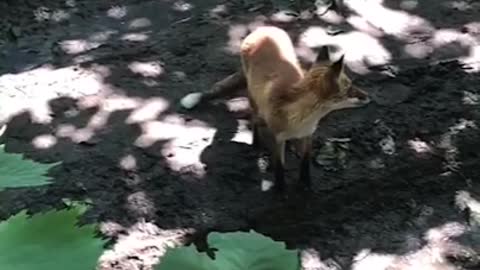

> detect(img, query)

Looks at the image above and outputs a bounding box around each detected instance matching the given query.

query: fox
[180,26,370,191]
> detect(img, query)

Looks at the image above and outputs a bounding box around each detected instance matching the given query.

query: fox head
[304,45,371,111]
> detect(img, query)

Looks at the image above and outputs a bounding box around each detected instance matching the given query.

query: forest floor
[1,0,480,269]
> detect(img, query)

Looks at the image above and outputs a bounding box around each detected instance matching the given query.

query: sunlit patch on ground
[121,32,150,42]
[119,154,137,171]
[408,138,433,155]
[230,119,252,145]
[135,115,216,177]
[462,90,480,105]
[107,6,127,19]
[126,97,169,124]
[128,17,152,29]
[351,221,471,270]
[98,221,193,270]
[172,0,194,12]
[60,39,102,54]
[33,6,71,22]
[31,134,57,149]
[225,24,248,54]
[345,0,433,38]
[128,61,164,77]
[298,27,391,74]
[0,64,111,124]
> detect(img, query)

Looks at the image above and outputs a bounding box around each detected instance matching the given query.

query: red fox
[180,26,370,191]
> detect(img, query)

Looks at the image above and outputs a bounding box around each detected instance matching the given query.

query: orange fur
[240,26,370,191]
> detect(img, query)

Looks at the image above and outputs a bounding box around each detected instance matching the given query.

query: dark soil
[1,1,479,269]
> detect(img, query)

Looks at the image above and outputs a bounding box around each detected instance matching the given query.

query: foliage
[156,230,300,270]
[0,201,106,270]
[0,145,60,191]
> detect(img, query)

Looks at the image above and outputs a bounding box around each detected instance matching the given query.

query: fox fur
[180,26,370,191]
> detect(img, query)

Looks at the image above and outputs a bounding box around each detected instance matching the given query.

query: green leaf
[157,245,217,270]
[0,203,106,270]
[0,145,60,191]
[156,230,300,270]
[208,230,300,270]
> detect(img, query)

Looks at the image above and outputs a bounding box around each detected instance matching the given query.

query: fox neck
[276,95,335,141]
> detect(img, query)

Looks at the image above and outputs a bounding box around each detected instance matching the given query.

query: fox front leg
[272,138,286,191]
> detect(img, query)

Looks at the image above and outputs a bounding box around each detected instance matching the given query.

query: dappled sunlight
[98,220,192,269]
[0,64,110,124]
[31,134,57,149]
[224,97,250,113]
[119,154,137,171]
[33,6,71,22]
[230,119,252,145]
[350,221,470,270]
[209,4,228,19]
[317,9,345,24]
[455,190,480,217]
[89,30,118,42]
[461,44,480,71]
[59,39,103,55]
[332,31,392,72]
[2,2,480,270]
[50,94,145,144]
[106,6,127,19]
[462,90,480,105]
[346,15,385,37]
[134,115,216,177]
[126,97,170,124]
[299,27,391,73]
[127,61,164,78]
[446,0,475,11]
[121,32,150,42]
[407,138,433,155]
[224,18,267,54]
[225,24,248,54]
[345,0,434,39]
[128,18,152,29]
[172,0,194,12]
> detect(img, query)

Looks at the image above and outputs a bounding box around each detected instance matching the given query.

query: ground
[0,0,480,269]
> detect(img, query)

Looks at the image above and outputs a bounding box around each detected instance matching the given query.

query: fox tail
[180,71,246,109]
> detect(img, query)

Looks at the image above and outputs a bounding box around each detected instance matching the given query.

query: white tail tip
[180,92,203,109]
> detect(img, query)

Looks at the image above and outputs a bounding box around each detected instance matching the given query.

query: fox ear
[315,45,331,64]
[329,54,345,78]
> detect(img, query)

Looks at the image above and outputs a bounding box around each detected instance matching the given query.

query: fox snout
[347,85,371,106]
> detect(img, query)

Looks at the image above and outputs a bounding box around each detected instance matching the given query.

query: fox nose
[349,86,371,104]
[359,95,371,104]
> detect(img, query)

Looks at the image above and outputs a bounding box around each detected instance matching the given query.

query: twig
[171,17,192,26]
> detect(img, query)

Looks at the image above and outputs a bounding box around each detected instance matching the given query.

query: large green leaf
[208,230,300,270]
[157,245,216,270]
[0,145,60,191]
[156,230,300,270]
[0,203,106,270]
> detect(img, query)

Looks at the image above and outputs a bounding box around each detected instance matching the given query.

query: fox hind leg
[299,135,312,189]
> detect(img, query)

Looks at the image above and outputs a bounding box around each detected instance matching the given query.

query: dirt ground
[1,0,480,269]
